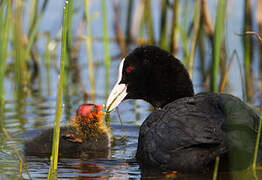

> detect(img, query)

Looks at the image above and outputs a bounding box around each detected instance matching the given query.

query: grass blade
[219,50,236,93]
[210,0,226,92]
[160,0,167,49]
[25,0,49,61]
[48,0,69,178]
[253,107,262,169]
[170,0,179,54]
[187,0,201,78]
[0,0,11,112]
[211,1,227,177]
[84,0,95,103]
[243,0,254,101]
[14,0,28,88]
[144,0,155,44]
[212,156,220,180]
[29,0,38,36]
[3,128,32,180]
[101,0,111,100]
[125,0,134,44]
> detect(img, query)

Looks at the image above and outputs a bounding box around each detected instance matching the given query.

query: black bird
[106,45,261,173]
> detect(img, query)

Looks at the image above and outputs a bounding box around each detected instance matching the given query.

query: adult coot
[106,45,260,173]
[25,104,111,157]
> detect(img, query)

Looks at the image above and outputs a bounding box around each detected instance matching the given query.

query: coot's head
[71,104,105,133]
[106,46,194,111]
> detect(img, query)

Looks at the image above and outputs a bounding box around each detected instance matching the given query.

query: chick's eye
[126,66,134,73]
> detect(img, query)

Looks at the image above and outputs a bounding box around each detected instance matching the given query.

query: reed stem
[125,0,134,44]
[0,0,11,112]
[188,0,201,78]
[25,0,49,61]
[105,112,111,128]
[101,0,111,100]
[44,33,52,96]
[14,0,28,88]
[160,0,167,49]
[67,0,74,56]
[170,0,179,55]
[116,107,125,137]
[29,0,38,36]
[48,1,69,178]
[84,0,95,103]
[144,0,155,44]
[243,0,253,101]
[211,1,227,176]
[210,0,226,92]
[252,107,262,169]
[212,156,220,180]
[3,128,32,180]
[219,51,236,93]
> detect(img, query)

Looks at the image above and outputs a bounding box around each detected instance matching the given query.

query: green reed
[48,1,69,179]
[25,0,49,61]
[198,29,206,81]
[139,13,146,41]
[84,0,95,103]
[243,0,253,102]
[14,0,29,89]
[64,0,74,121]
[3,128,32,180]
[210,0,226,93]
[170,0,179,55]
[259,3,262,90]
[187,0,201,78]
[160,0,167,49]
[67,0,74,56]
[101,0,111,100]
[144,0,155,44]
[125,0,133,44]
[212,156,220,180]
[252,33,262,170]
[253,107,262,169]
[0,0,11,112]
[116,107,126,137]
[211,0,226,178]
[180,1,190,64]
[29,0,38,35]
[219,51,236,93]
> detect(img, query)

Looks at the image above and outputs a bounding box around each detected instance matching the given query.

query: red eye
[126,66,134,73]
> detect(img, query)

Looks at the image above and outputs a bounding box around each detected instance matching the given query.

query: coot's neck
[146,58,194,109]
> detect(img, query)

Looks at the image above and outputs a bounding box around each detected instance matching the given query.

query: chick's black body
[24,104,110,157]
[106,45,261,173]
[24,126,110,157]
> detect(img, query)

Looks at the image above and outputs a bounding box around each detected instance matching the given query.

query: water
[0,0,262,179]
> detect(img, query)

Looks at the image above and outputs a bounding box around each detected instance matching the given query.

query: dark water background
[0,0,262,179]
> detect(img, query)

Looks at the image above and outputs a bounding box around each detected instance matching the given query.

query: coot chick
[25,104,111,157]
[106,45,261,173]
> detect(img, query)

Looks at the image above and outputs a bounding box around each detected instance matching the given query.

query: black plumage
[106,45,261,173]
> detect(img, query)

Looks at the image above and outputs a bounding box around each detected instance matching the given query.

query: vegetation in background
[0,0,261,178]
[101,0,111,100]
[48,0,69,179]
[243,0,253,101]
[3,128,32,179]
[210,0,226,93]
[84,0,95,103]
[0,0,11,121]
[187,0,201,78]
[159,0,168,49]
